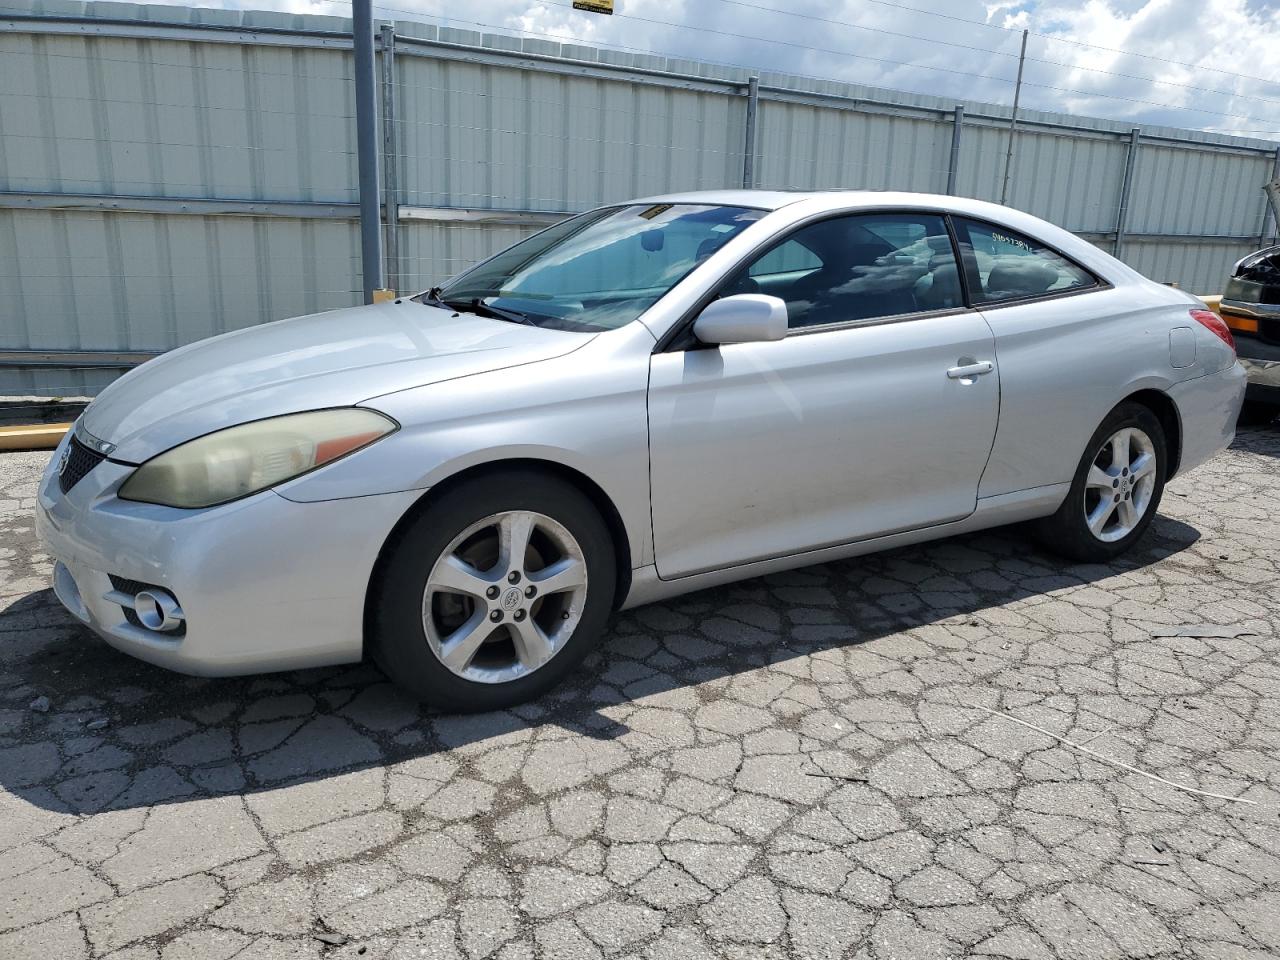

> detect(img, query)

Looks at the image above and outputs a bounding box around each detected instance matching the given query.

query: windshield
[434,203,767,331]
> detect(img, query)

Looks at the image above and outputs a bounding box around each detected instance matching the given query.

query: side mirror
[692,294,788,345]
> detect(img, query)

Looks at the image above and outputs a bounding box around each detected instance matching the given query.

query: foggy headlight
[118,408,397,508]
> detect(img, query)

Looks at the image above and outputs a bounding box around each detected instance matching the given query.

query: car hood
[85,300,593,462]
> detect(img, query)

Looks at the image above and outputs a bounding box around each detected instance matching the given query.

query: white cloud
[983,0,1031,26]
[1031,0,1280,135]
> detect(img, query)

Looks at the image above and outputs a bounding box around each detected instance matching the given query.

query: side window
[954,217,1096,304]
[723,213,963,329]
[748,239,821,280]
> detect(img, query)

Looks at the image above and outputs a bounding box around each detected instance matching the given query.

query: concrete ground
[1,429,1279,960]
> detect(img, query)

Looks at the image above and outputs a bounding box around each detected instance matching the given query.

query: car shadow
[0,514,1201,814]
[1234,422,1280,458]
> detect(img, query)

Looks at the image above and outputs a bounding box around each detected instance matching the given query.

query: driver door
[647,211,1000,579]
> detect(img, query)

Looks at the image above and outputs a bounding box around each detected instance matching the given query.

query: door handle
[946,360,994,380]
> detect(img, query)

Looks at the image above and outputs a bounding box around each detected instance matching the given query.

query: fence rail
[2,1,1278,397]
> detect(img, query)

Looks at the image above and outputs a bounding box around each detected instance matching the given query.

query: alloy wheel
[422,511,588,684]
[1082,426,1158,542]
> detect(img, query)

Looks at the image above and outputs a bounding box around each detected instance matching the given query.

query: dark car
[1221,244,1280,424]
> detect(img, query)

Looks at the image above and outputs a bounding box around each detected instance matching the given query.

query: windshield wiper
[417,286,454,311]
[453,297,537,327]
[416,288,537,326]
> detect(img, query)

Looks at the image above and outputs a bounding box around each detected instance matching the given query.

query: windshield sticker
[990,231,1032,251]
[638,204,673,220]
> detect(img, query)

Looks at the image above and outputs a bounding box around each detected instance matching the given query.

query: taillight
[1190,308,1235,353]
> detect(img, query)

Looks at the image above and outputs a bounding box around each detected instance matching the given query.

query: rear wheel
[370,470,616,711]
[1035,402,1167,562]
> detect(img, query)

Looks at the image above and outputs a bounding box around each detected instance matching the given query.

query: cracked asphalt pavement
[2,429,1279,960]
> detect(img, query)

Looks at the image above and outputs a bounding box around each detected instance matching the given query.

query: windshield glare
[437,203,766,331]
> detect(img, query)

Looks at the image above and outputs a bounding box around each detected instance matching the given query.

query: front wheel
[1034,402,1167,562]
[369,470,616,711]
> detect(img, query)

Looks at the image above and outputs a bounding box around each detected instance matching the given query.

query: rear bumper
[1239,356,1280,403]
[35,431,419,676]
[1167,361,1246,476]
[1226,309,1280,396]
[1234,333,1280,403]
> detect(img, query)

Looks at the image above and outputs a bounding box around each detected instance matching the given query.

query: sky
[250,0,1280,140]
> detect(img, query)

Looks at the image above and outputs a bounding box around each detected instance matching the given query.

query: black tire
[1237,400,1278,427]
[369,469,616,711]
[1034,401,1168,563]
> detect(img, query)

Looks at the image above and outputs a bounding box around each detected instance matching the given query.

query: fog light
[134,589,184,632]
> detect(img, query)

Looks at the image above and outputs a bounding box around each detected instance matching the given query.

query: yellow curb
[0,422,72,452]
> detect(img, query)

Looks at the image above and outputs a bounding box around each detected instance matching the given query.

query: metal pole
[742,76,759,189]
[1114,127,1141,260]
[999,29,1028,206]
[353,0,382,303]
[380,23,399,295]
[946,104,964,195]
[1260,147,1280,248]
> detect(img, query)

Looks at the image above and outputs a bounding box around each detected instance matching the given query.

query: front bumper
[35,432,420,676]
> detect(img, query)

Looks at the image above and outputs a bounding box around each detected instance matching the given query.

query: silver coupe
[36,191,1246,709]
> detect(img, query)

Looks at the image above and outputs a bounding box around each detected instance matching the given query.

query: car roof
[631,188,1021,218]
[629,189,808,211]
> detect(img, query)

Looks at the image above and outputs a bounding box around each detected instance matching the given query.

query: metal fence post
[742,76,759,189]
[380,23,400,295]
[1114,126,1141,260]
[353,0,382,303]
[946,105,964,195]
[1260,147,1280,248]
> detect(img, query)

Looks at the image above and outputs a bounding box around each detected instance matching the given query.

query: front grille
[58,436,107,494]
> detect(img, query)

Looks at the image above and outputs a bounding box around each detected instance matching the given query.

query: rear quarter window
[954,217,1097,304]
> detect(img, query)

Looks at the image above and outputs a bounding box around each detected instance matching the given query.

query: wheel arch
[1122,388,1183,478]
[363,458,635,649]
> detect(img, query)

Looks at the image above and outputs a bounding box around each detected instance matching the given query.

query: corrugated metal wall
[756,105,952,195]
[2,35,357,199]
[3,1,1277,396]
[395,59,747,211]
[990,129,1130,234]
